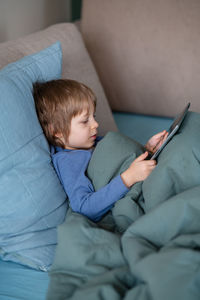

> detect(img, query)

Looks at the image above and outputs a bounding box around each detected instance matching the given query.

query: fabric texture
[51,146,128,222]
[113,111,173,145]
[0,42,67,271]
[142,111,200,210]
[88,132,145,231]
[47,112,200,299]
[0,259,49,300]
[0,22,117,135]
[81,0,200,116]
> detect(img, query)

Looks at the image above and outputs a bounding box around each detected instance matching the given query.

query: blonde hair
[33,79,96,148]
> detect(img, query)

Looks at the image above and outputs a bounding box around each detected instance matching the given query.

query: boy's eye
[82,119,88,124]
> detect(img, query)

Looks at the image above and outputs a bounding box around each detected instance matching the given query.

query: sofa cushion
[0,23,117,135]
[81,0,200,116]
[0,42,67,271]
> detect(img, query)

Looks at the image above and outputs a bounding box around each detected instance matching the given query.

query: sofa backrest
[81,0,200,116]
[0,23,117,135]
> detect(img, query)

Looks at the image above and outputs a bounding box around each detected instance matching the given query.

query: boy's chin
[84,141,95,149]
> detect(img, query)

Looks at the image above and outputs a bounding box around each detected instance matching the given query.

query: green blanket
[47,112,200,300]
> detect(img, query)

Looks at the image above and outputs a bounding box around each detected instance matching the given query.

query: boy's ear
[54,132,63,139]
[54,132,66,146]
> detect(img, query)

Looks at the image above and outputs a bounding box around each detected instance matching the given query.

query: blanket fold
[47,112,200,300]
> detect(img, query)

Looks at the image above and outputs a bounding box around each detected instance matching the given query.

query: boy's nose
[92,119,99,129]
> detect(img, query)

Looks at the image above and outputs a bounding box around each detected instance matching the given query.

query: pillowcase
[0,42,67,271]
[142,112,200,211]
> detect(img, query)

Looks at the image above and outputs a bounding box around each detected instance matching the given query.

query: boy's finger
[154,130,166,139]
[157,131,169,146]
[135,151,148,162]
[149,159,156,165]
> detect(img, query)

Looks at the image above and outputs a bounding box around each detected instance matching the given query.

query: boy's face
[63,108,99,150]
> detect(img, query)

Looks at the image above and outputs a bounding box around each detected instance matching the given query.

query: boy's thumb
[135,151,148,162]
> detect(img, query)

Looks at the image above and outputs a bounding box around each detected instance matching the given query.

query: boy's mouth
[91,133,97,139]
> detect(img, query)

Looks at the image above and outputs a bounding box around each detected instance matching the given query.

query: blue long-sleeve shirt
[51,144,129,222]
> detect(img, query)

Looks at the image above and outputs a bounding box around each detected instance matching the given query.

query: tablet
[148,102,190,160]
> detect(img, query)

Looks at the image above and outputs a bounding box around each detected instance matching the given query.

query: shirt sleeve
[52,150,129,221]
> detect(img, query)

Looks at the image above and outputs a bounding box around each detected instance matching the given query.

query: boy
[33,79,167,221]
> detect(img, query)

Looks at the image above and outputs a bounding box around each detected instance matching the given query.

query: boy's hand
[121,151,156,188]
[145,130,168,154]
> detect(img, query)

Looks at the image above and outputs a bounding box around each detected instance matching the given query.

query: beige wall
[0,0,71,42]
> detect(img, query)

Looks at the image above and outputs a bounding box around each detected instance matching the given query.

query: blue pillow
[0,42,67,271]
